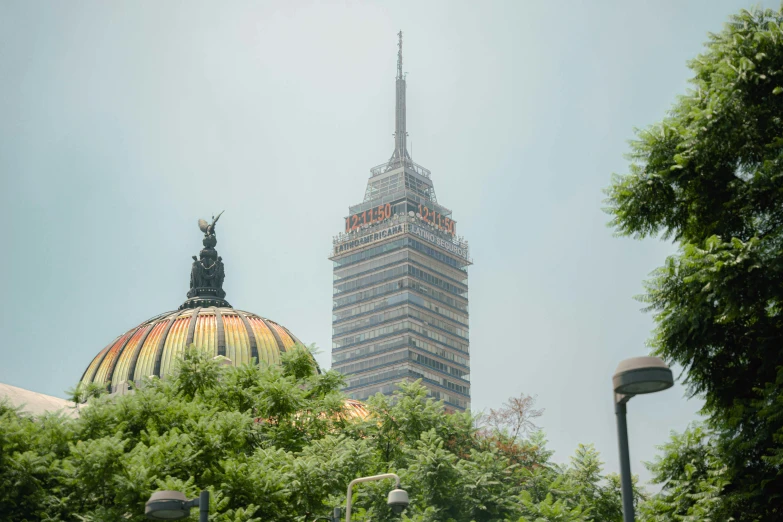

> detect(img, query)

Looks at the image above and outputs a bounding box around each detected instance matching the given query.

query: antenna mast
[389,30,410,169]
[397,30,403,81]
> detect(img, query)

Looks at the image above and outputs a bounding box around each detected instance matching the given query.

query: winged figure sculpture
[198,210,224,236]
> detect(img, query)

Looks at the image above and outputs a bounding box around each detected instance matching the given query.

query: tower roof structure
[358,31,441,213]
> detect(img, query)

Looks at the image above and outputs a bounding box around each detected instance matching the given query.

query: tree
[605,6,783,520]
[0,346,631,522]
[560,444,624,521]
[639,423,730,522]
[477,393,546,469]
[522,443,644,522]
[480,393,545,443]
[65,381,106,408]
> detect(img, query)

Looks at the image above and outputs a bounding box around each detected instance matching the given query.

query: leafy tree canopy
[605,5,783,520]
[0,347,632,522]
[639,423,730,522]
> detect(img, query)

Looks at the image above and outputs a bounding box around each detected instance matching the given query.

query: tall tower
[330,33,472,411]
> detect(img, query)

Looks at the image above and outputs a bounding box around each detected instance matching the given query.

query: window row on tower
[342,364,470,400]
[333,290,469,326]
[333,303,469,340]
[334,347,469,381]
[332,334,470,368]
[333,319,468,354]
[344,378,469,410]
[334,277,469,314]
[333,263,467,298]
[334,248,467,285]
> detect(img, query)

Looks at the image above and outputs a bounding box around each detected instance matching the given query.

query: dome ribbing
[80,308,309,393]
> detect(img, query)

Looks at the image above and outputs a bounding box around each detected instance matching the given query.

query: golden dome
[341,398,371,420]
[80,307,310,393]
[80,214,318,393]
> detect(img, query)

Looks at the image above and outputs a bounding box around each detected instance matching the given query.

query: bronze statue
[198,210,224,237]
[181,211,231,310]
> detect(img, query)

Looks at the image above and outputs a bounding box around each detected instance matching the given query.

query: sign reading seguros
[333,222,469,260]
[407,223,469,260]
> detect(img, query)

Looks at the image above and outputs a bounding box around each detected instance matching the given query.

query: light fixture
[145,490,209,522]
[613,356,673,395]
[344,473,408,522]
[612,356,674,522]
[387,488,410,514]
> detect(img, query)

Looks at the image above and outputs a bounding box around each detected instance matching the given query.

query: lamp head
[613,356,674,396]
[387,488,409,514]
[145,491,190,520]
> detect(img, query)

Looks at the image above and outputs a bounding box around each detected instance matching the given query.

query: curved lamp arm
[345,473,400,522]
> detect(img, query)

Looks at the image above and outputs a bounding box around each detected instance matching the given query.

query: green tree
[559,444,624,521]
[518,491,587,522]
[639,423,730,522]
[605,6,783,520]
[0,346,629,522]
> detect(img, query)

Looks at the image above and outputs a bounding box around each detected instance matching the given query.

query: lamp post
[145,490,209,522]
[613,356,674,522]
[344,473,409,522]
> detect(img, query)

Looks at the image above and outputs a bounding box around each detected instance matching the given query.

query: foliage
[605,5,783,520]
[65,382,106,406]
[0,348,633,522]
[639,423,730,522]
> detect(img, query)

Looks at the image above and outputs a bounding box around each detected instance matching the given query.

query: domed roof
[81,307,309,393]
[341,399,371,421]
[80,212,317,393]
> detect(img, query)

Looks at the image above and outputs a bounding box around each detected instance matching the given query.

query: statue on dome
[198,210,224,239]
[181,211,231,309]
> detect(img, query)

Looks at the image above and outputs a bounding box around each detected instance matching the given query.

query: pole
[199,490,209,522]
[615,395,635,522]
[345,473,400,522]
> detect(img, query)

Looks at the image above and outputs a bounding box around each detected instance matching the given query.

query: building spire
[397,30,404,80]
[388,30,410,168]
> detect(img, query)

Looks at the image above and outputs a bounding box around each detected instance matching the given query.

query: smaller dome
[341,398,371,421]
[81,307,312,393]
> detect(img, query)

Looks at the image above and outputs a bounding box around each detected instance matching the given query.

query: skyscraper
[330,33,472,411]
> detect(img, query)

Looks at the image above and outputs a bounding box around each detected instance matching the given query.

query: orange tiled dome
[80,307,312,393]
[341,398,372,420]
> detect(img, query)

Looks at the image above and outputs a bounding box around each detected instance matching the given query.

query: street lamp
[613,356,674,522]
[145,490,210,522]
[344,473,409,522]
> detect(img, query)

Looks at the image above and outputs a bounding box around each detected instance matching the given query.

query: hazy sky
[1,0,776,488]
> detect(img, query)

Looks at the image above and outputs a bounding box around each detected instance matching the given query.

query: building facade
[330,33,472,411]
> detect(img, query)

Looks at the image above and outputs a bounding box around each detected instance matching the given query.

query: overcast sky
[1,0,776,488]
